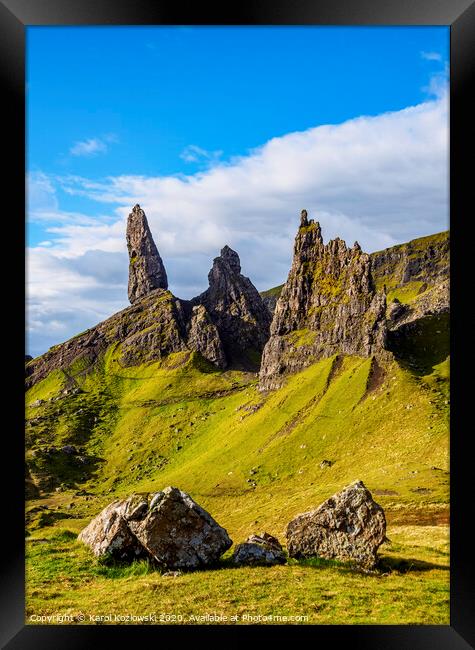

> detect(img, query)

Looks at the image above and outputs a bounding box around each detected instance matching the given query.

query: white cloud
[180,144,223,164]
[70,138,108,157]
[27,95,449,357]
[421,51,442,61]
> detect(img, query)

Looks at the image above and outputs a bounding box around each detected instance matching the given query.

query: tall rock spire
[192,245,271,367]
[126,204,168,304]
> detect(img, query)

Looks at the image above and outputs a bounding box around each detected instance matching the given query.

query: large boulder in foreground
[128,486,232,569]
[78,487,232,570]
[77,497,148,562]
[286,481,386,569]
[232,532,286,566]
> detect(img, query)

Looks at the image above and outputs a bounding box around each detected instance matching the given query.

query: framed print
[1,0,474,647]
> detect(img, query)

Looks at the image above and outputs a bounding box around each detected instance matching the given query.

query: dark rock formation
[371,231,449,292]
[78,487,233,570]
[127,204,168,303]
[187,305,227,369]
[192,245,272,367]
[259,213,387,391]
[232,532,286,566]
[25,354,33,364]
[26,212,273,387]
[286,480,386,569]
[261,231,450,325]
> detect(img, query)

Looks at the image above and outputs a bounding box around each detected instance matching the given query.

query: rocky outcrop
[371,231,449,293]
[26,212,273,388]
[259,213,387,391]
[187,305,226,369]
[286,480,386,569]
[192,245,272,367]
[232,532,286,566]
[78,487,232,570]
[127,204,168,303]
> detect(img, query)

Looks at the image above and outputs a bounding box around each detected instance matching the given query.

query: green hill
[25,342,449,624]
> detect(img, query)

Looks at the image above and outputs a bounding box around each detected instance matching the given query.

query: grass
[260,285,284,298]
[25,524,448,625]
[25,331,450,624]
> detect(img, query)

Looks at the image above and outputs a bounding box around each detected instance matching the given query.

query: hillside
[25,209,450,625]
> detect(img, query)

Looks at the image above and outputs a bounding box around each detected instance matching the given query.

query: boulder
[77,498,148,562]
[129,486,232,569]
[78,487,232,570]
[232,532,286,566]
[286,480,386,568]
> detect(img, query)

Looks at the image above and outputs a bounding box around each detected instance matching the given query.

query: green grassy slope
[25,340,450,624]
[26,346,449,534]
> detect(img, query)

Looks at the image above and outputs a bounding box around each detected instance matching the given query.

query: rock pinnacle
[126,204,168,304]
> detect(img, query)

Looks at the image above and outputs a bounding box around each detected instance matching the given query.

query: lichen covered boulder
[286,480,386,568]
[78,487,232,570]
[77,497,148,562]
[232,532,286,566]
[129,486,232,569]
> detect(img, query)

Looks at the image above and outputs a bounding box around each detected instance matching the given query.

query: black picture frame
[2,0,474,647]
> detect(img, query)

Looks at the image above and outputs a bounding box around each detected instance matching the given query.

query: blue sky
[26,26,449,356]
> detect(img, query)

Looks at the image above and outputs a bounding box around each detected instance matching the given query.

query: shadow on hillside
[289,555,449,575]
[378,556,449,573]
[387,313,449,376]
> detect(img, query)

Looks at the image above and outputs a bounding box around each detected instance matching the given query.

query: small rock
[61,445,77,455]
[232,532,286,567]
[320,460,332,469]
[162,570,182,578]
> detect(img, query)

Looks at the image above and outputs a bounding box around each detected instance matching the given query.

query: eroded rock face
[187,304,227,369]
[286,480,386,568]
[192,245,272,367]
[77,487,232,570]
[127,204,168,303]
[232,532,286,566]
[259,214,387,391]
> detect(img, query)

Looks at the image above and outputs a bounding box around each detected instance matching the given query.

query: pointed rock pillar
[126,204,168,304]
[192,245,271,366]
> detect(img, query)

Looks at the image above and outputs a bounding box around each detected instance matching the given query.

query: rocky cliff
[260,231,449,318]
[371,231,449,330]
[127,204,168,303]
[259,211,387,391]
